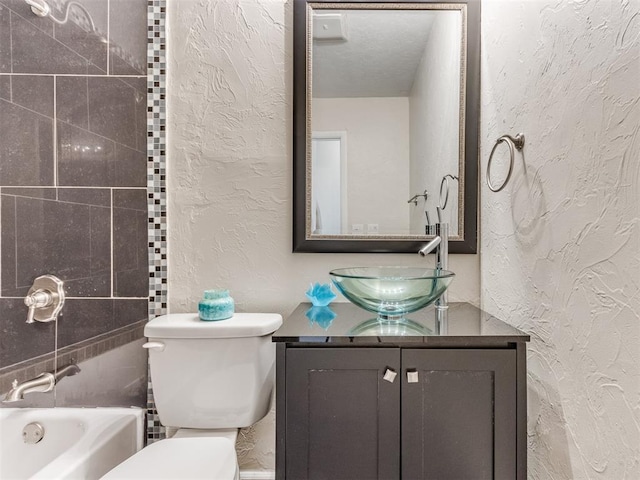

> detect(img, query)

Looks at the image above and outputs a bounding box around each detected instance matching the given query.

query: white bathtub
[0,407,144,480]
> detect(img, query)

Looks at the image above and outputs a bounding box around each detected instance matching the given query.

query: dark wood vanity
[273,302,529,480]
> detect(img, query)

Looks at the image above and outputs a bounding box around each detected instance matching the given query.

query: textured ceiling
[312,10,437,98]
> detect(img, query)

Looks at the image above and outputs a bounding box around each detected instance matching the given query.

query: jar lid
[144,313,283,339]
[203,289,230,300]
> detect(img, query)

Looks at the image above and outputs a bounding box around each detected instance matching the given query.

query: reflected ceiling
[313,11,436,98]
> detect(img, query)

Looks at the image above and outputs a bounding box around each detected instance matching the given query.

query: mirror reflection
[309,6,465,238]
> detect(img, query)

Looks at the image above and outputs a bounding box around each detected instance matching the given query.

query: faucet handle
[24,275,65,324]
[25,290,54,323]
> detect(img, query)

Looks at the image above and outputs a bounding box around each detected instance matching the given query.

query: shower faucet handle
[25,290,54,323]
[24,275,65,324]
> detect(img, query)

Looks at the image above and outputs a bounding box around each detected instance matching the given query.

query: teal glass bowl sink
[329,267,455,322]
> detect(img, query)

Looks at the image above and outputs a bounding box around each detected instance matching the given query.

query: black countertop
[273,302,530,347]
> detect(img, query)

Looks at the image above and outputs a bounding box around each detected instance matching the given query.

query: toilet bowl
[101,313,283,479]
[102,430,239,479]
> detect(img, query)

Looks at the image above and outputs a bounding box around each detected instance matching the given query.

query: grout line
[67,296,150,300]
[0,186,146,190]
[0,296,150,300]
[89,203,94,293]
[13,199,17,291]
[0,73,146,78]
[9,11,13,73]
[53,312,58,402]
[53,76,58,188]
[0,93,56,120]
[106,0,110,74]
[0,186,2,294]
[0,195,110,209]
[110,188,114,298]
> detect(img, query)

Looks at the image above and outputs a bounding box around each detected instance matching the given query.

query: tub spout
[55,363,81,382]
[2,373,55,403]
[2,364,80,403]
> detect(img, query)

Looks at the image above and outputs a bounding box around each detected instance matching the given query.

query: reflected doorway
[311,132,347,235]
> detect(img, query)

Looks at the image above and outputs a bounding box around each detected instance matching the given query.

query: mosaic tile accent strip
[146,380,166,441]
[146,0,167,444]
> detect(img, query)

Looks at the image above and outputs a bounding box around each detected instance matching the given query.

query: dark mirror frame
[293,0,479,254]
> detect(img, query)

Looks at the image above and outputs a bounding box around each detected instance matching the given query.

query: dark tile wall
[0,0,145,75]
[0,0,148,399]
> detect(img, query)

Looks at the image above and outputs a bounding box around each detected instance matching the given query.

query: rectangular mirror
[293,0,479,253]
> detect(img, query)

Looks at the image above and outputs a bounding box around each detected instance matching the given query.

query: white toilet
[102,312,283,479]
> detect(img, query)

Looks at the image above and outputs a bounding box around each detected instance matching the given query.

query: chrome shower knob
[24,275,65,324]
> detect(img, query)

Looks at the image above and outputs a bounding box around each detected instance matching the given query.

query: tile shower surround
[0,0,149,392]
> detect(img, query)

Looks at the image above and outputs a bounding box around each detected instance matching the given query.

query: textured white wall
[481,0,640,478]
[313,97,411,234]
[409,11,462,235]
[167,0,479,471]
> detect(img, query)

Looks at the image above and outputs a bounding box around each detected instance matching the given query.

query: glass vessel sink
[329,267,455,323]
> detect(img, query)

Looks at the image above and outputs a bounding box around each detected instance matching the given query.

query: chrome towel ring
[486,133,525,192]
[439,174,459,210]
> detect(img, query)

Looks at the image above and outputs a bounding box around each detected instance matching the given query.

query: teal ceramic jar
[198,289,234,321]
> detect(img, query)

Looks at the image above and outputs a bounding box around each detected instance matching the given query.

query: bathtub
[0,407,144,480]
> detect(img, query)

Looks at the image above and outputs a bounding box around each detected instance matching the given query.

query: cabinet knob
[382,368,397,383]
[407,370,419,383]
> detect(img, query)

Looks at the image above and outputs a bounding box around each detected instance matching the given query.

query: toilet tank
[144,313,283,429]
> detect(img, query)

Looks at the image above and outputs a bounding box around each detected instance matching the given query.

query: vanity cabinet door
[285,348,401,480]
[401,349,517,480]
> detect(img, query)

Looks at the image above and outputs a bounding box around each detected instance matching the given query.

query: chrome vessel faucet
[419,212,449,330]
[2,364,80,403]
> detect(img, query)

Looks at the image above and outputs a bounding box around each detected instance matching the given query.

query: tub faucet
[2,364,80,403]
[419,213,449,316]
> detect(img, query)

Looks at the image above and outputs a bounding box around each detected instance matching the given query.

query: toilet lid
[101,437,238,479]
[144,313,283,339]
